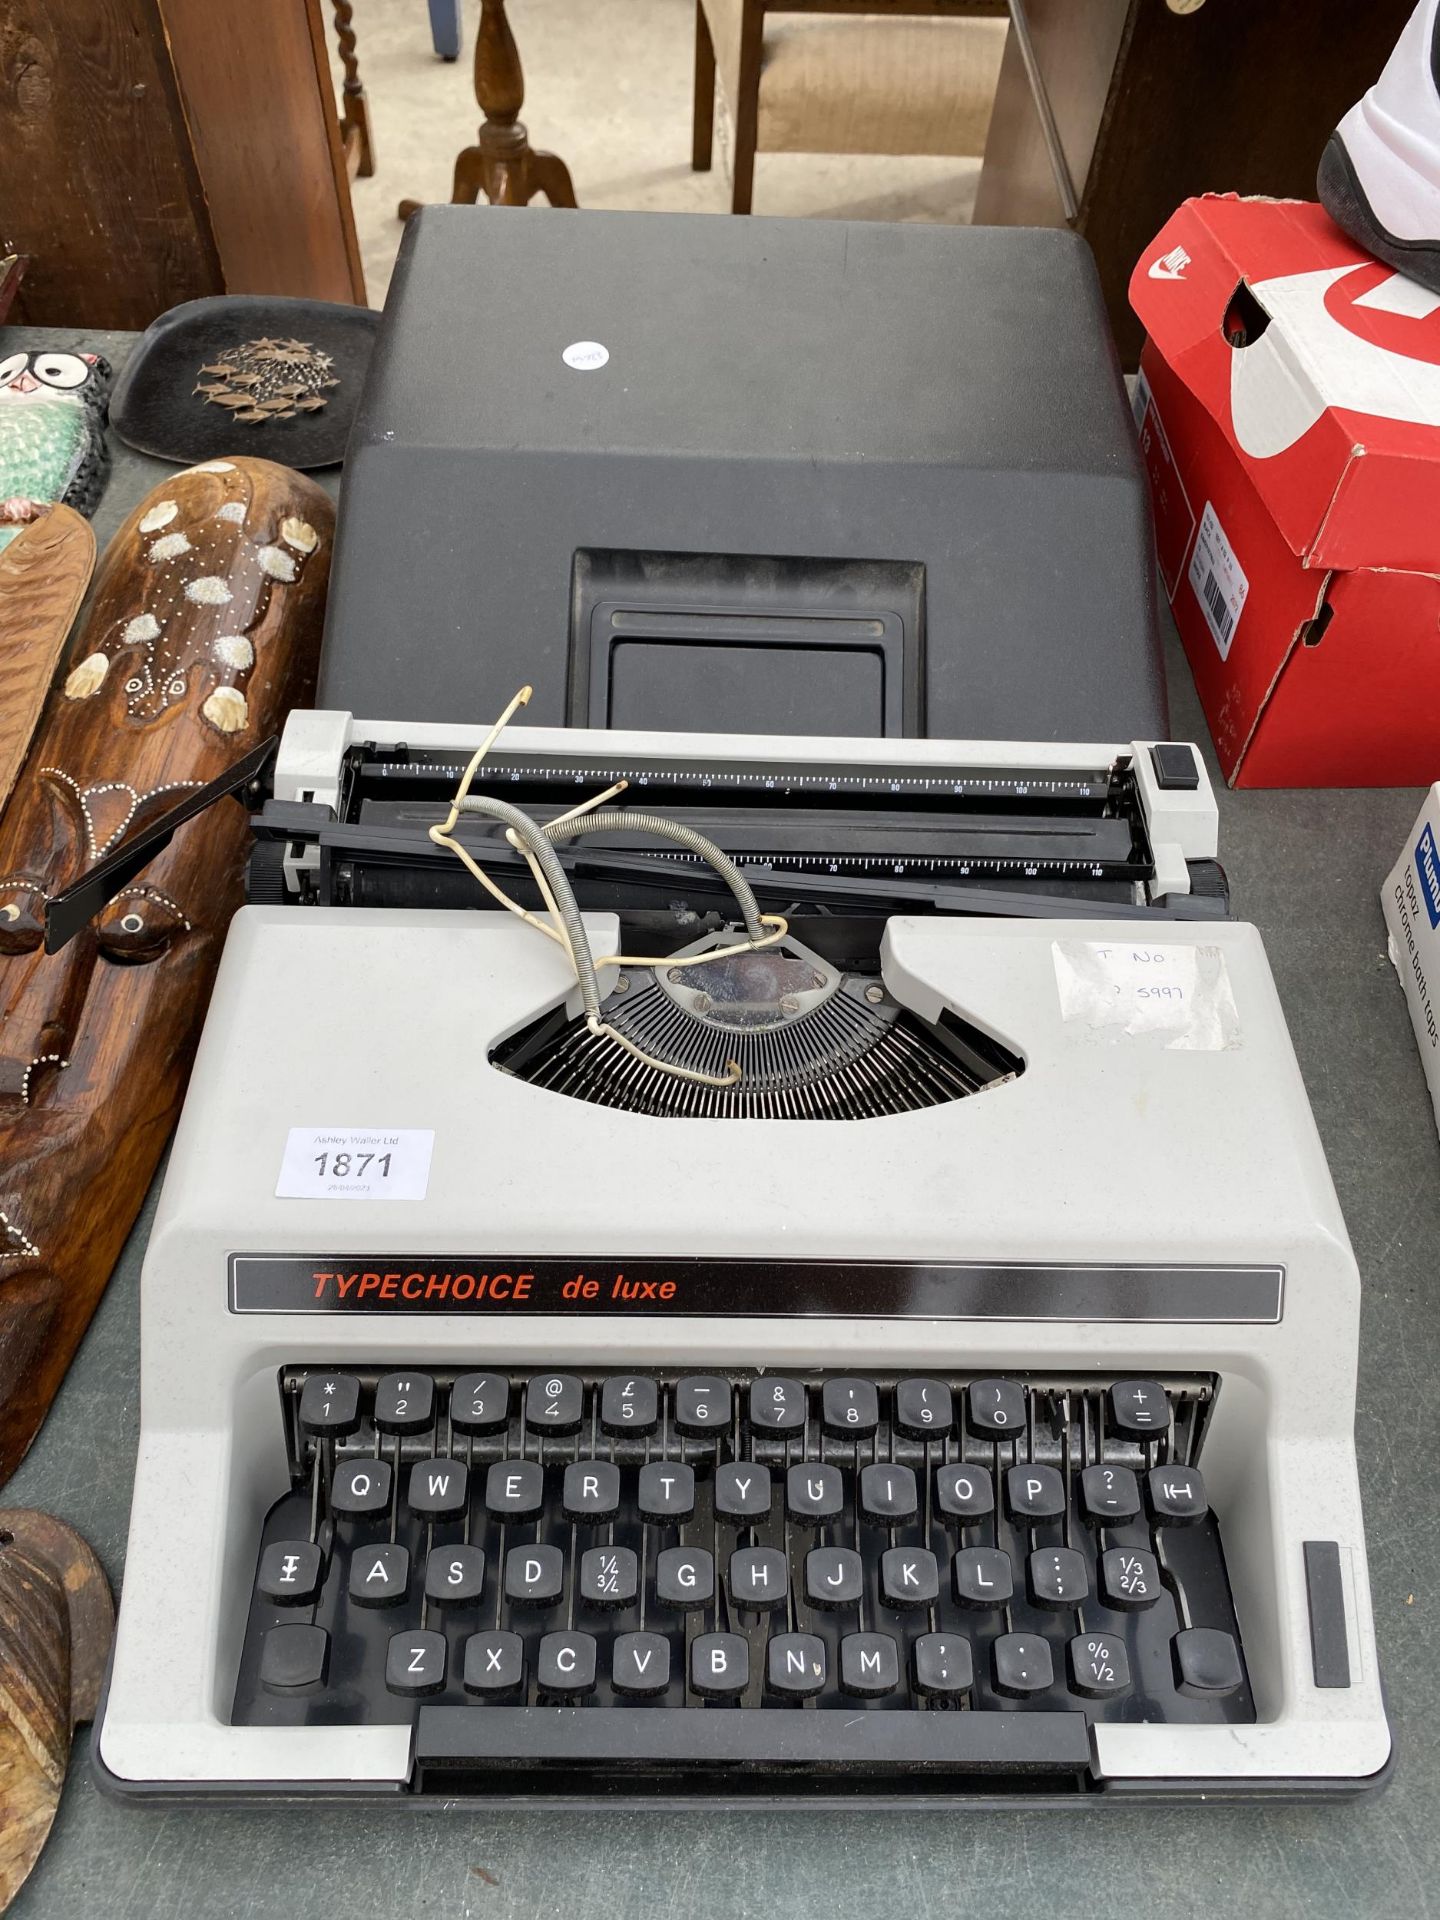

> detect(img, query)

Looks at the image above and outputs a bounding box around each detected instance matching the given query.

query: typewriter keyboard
[233,1367,1253,1793]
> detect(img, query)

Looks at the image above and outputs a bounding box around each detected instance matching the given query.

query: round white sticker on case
[562,340,609,371]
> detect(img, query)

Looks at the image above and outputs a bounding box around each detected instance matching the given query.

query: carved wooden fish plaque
[0,457,332,1485]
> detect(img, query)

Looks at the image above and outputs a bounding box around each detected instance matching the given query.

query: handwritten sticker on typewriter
[275,1127,435,1201]
[1051,942,1241,1051]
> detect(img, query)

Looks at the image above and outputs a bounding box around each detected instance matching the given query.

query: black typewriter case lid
[319,207,1165,745]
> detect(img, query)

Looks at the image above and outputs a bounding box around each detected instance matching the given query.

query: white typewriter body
[98,726,1390,1799]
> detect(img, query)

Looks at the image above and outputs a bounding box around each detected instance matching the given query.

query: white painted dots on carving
[18,1059,67,1105]
[40,768,203,858]
[148,532,192,562]
[213,634,254,670]
[0,1207,41,1258]
[138,500,179,532]
[115,885,193,933]
[256,545,295,582]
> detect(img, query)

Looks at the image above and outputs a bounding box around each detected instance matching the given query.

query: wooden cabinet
[0,0,365,329]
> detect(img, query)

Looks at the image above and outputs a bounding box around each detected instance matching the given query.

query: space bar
[415,1706,1092,1773]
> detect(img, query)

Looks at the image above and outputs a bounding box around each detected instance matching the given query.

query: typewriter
[95,713,1391,1803]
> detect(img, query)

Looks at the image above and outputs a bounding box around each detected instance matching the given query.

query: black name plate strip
[229,1257,1283,1323]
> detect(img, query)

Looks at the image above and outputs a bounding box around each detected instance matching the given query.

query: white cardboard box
[1383,785,1440,1137]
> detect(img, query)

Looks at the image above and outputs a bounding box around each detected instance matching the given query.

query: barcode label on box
[1188,501,1248,660]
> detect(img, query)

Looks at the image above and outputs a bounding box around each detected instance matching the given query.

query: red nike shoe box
[1130,194,1440,788]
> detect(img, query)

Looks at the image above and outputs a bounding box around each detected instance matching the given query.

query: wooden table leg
[399,0,576,219]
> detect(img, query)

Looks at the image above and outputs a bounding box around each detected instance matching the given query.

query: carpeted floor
[337,0,986,306]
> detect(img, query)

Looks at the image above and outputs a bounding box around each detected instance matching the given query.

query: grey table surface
[4,328,1437,1919]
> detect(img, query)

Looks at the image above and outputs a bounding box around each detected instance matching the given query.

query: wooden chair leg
[692,0,715,173]
[731,0,763,215]
[333,0,377,178]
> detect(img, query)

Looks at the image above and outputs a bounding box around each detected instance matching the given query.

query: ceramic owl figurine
[0,349,112,551]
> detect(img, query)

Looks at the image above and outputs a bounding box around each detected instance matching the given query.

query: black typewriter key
[1147,1463,1209,1525]
[728,1547,789,1611]
[525,1372,584,1435]
[881,1545,940,1609]
[505,1544,564,1607]
[967,1377,1025,1437]
[612,1631,671,1697]
[600,1375,659,1435]
[425,1544,486,1606]
[298,1371,361,1437]
[538,1631,598,1698]
[786,1462,844,1523]
[715,1462,773,1520]
[563,1459,621,1521]
[859,1462,918,1524]
[805,1546,863,1609]
[1109,1378,1170,1439]
[691,1632,748,1698]
[993,1633,1054,1698]
[579,1545,639,1609]
[463,1630,525,1695]
[1005,1463,1066,1522]
[749,1376,806,1435]
[822,1377,880,1438]
[385,1629,447,1697]
[913,1632,973,1699]
[1173,1627,1244,1698]
[953,1546,1013,1609]
[450,1372,509,1435]
[1080,1462,1141,1524]
[408,1456,468,1522]
[840,1633,900,1698]
[257,1540,323,1606]
[656,1546,713,1609]
[935,1461,994,1521]
[638,1461,695,1522]
[485,1458,543,1518]
[259,1623,329,1694]
[349,1542,409,1608]
[894,1378,954,1438]
[1069,1633,1131,1698]
[331,1457,393,1517]
[675,1375,731,1436]
[1099,1546,1163,1609]
[1028,1547,1090,1611]
[373,1371,435,1436]
[768,1633,827,1697]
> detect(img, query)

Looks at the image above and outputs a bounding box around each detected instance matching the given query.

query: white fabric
[703,3,1008,158]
